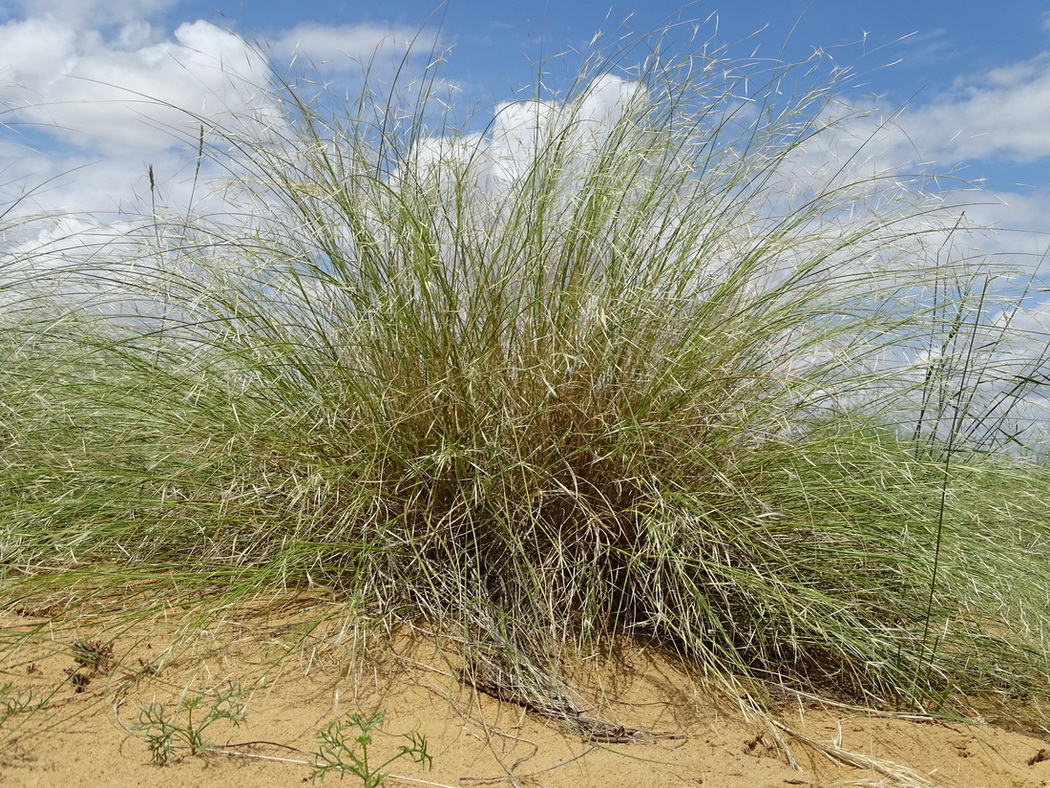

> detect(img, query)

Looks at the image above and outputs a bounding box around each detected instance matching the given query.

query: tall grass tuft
[4,35,1050,724]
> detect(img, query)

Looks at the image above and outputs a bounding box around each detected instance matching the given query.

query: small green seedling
[311,711,432,785]
[0,683,46,726]
[133,682,248,765]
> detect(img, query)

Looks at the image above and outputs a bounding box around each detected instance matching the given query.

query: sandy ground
[3,601,1050,788]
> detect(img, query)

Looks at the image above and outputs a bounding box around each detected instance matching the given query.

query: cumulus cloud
[0,18,277,155]
[269,23,437,74]
[899,53,1050,164]
[401,73,646,193]
[0,10,456,228]
[17,0,179,27]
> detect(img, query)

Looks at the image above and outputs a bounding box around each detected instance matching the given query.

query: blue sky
[3,1,1050,196]
[157,0,1047,87]
[2,1,1050,258]
[132,1,1050,99]
[126,2,1050,115]
[0,0,1046,284]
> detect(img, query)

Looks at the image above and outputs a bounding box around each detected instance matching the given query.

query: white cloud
[269,23,435,74]
[16,0,179,27]
[0,13,451,229]
[0,18,277,156]
[402,73,646,192]
[899,53,1050,163]
[0,17,76,80]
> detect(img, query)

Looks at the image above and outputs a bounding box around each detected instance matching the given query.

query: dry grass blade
[771,719,938,788]
[459,655,674,744]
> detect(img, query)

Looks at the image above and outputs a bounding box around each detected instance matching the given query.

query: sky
[3,0,1050,441]
[3,0,1050,218]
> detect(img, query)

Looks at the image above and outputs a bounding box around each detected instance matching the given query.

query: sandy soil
[2,602,1050,788]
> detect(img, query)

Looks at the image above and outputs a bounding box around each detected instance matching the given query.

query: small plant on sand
[310,711,432,785]
[70,639,115,674]
[133,682,249,765]
[0,683,46,727]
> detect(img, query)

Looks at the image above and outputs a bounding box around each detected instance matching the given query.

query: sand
[2,601,1049,788]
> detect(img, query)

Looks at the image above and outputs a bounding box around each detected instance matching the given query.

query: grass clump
[3,29,1050,731]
